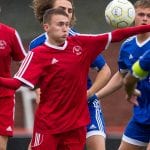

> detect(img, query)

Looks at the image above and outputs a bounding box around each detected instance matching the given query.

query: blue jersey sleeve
[90,55,105,71]
[118,42,132,73]
[139,50,150,71]
[29,33,47,50]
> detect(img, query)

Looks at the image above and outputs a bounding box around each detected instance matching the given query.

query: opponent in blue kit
[118,32,150,149]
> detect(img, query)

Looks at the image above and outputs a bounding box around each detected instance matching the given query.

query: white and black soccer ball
[105,0,135,28]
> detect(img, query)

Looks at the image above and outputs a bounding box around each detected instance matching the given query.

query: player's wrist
[88,94,99,103]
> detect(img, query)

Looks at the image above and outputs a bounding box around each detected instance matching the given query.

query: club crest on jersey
[0,40,7,49]
[73,46,82,55]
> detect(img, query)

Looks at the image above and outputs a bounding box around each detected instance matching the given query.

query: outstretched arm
[0,77,22,90]
[111,25,150,42]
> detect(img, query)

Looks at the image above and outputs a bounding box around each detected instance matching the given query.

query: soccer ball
[105,0,135,28]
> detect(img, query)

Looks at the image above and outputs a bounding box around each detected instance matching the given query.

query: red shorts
[0,96,15,136]
[31,126,86,150]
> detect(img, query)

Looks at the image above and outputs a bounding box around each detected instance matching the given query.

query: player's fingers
[126,95,139,106]
[133,89,141,96]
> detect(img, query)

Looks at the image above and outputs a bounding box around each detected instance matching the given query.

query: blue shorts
[122,117,150,146]
[86,99,106,138]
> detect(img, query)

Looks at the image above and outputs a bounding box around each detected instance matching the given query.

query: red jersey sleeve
[14,51,43,89]
[74,33,111,62]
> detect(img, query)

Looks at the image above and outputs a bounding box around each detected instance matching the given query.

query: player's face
[53,0,73,23]
[44,14,69,45]
[135,7,150,26]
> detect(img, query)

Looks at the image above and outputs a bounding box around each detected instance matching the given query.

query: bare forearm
[87,64,111,98]
[124,73,139,97]
[96,71,123,99]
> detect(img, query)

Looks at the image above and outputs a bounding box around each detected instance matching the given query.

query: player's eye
[138,13,145,17]
[147,14,150,18]
[59,7,73,15]
[68,8,73,14]
[137,13,150,18]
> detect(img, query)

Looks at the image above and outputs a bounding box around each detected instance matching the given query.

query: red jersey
[14,33,111,134]
[0,23,26,97]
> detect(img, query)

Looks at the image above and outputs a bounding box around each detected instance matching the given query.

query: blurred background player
[29,0,111,150]
[0,7,27,150]
[95,0,150,149]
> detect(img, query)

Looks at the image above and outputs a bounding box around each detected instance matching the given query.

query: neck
[48,39,65,47]
[137,32,150,43]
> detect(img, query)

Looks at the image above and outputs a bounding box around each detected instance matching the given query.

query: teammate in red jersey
[0,8,150,150]
[0,22,26,149]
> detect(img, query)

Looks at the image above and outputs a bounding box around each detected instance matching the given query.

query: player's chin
[61,36,67,41]
[58,37,66,44]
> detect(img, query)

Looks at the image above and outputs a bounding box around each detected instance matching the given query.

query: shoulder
[122,36,136,47]
[0,23,15,35]
[29,33,47,50]
[31,45,46,52]
[69,28,79,36]
[120,36,136,52]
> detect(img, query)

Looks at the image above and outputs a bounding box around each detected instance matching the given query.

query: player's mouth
[141,23,148,25]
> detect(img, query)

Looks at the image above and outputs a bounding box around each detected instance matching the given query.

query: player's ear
[43,23,49,32]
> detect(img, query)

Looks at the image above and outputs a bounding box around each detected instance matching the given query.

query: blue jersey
[118,36,150,124]
[29,28,106,89]
[139,50,150,71]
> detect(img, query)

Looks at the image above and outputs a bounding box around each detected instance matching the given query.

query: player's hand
[28,141,31,150]
[35,88,41,104]
[125,89,141,106]
[88,94,99,104]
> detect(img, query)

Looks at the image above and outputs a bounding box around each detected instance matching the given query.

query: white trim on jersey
[123,36,135,44]
[15,76,34,89]
[15,30,27,56]
[76,32,111,50]
[32,133,44,147]
[15,51,33,77]
[136,36,150,47]
[122,134,148,146]
[86,130,106,139]
[106,32,112,50]
[14,51,34,88]
[45,40,68,50]
[69,28,78,36]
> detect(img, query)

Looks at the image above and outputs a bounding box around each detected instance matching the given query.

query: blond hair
[134,0,150,9]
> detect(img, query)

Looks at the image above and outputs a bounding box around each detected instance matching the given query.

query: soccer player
[30,0,111,150]
[0,8,150,150]
[95,0,150,149]
[0,16,27,150]
[124,49,150,104]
